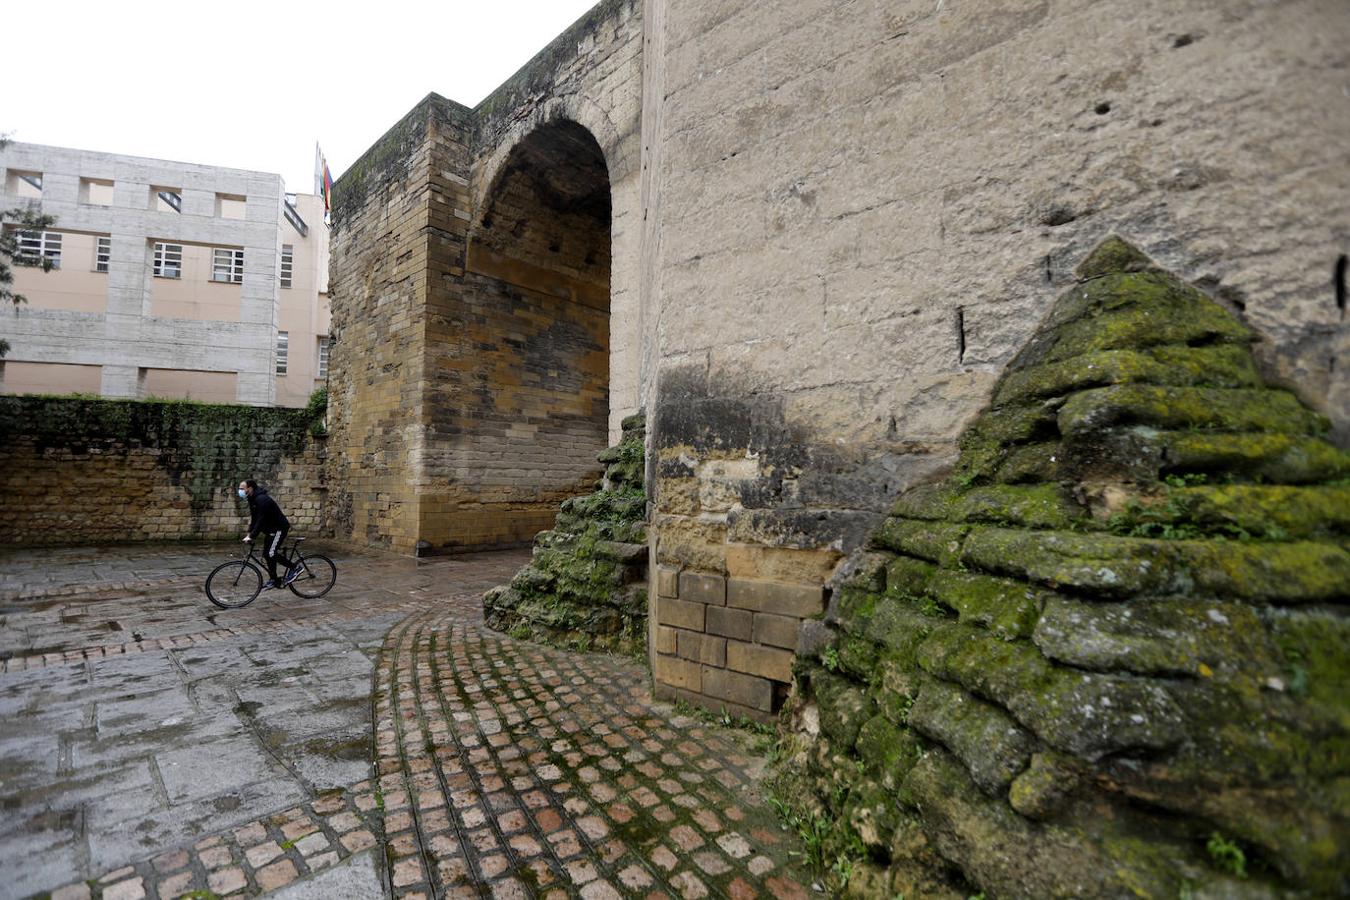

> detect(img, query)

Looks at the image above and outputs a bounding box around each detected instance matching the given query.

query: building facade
[0,143,329,407]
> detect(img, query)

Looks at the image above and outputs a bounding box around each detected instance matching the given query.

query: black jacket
[247,487,291,538]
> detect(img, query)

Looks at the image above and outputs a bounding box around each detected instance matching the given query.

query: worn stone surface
[3,540,814,899]
[777,240,1350,897]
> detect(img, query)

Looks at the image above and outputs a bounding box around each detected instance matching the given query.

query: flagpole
[313,142,322,196]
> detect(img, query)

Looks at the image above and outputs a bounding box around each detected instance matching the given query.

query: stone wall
[782,240,1350,897]
[640,0,1350,706]
[0,396,325,545]
[327,0,643,555]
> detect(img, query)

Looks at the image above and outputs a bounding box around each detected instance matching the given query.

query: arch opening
[428,119,612,551]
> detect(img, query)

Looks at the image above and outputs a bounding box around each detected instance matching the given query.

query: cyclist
[238,479,293,590]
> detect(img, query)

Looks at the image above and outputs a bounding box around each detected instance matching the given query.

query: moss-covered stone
[908,678,1035,795]
[872,518,969,567]
[777,238,1350,897]
[994,343,1262,406]
[1018,271,1253,368]
[1032,597,1280,678]
[1058,384,1325,436]
[1168,483,1350,539]
[814,672,876,751]
[960,527,1187,597]
[903,749,1183,899]
[483,416,648,654]
[917,626,1186,760]
[1074,235,1155,280]
[856,714,922,791]
[1162,431,1350,483]
[927,569,1045,640]
[1006,752,1083,821]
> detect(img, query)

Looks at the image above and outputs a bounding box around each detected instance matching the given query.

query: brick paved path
[4,545,813,898]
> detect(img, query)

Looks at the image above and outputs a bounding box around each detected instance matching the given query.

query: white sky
[3,0,601,194]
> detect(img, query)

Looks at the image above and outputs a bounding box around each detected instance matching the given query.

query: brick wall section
[652,564,823,724]
[0,396,324,545]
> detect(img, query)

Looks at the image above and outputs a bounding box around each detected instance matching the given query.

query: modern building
[0,142,329,407]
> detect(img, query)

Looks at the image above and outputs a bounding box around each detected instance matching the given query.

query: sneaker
[261,579,279,591]
[283,566,302,587]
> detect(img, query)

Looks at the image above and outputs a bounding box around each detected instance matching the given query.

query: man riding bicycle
[238,479,293,590]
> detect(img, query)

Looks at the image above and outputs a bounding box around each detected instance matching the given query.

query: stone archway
[418,119,613,552]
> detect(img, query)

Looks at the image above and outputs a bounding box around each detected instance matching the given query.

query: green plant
[822,647,840,672]
[306,386,328,435]
[1164,472,1209,488]
[1206,831,1247,878]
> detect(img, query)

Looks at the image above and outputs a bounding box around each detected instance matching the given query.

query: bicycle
[205,537,337,609]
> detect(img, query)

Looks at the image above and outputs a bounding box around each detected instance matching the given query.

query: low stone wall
[0,397,326,546]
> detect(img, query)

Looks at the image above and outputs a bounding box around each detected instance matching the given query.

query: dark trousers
[261,529,289,581]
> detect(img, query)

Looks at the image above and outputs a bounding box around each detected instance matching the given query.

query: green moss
[1074,236,1156,279]
[884,555,938,596]
[1180,539,1350,604]
[814,672,876,750]
[855,714,922,790]
[1161,431,1350,484]
[1113,483,1350,540]
[995,344,1262,406]
[992,442,1064,485]
[927,569,1044,640]
[917,625,1185,760]
[949,484,1086,530]
[960,527,1187,597]
[907,677,1035,793]
[872,518,970,567]
[1028,271,1253,366]
[1058,385,1325,436]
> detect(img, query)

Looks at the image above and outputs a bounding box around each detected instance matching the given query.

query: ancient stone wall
[328,0,643,555]
[325,95,475,554]
[641,0,1350,710]
[0,397,325,545]
[779,239,1350,897]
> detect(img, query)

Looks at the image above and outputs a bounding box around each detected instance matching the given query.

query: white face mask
[237,489,248,499]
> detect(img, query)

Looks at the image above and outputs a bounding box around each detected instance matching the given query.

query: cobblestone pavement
[1,544,813,899]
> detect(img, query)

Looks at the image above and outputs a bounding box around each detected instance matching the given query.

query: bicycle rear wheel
[206,560,264,609]
[288,554,337,599]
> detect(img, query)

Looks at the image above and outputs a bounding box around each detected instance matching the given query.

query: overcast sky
[4,0,601,195]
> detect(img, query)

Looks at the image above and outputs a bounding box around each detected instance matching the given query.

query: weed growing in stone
[1206,832,1247,878]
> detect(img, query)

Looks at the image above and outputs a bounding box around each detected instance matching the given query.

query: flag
[314,143,334,212]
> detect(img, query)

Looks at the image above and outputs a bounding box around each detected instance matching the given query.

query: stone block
[700,666,773,712]
[752,613,799,649]
[726,640,794,683]
[655,654,702,692]
[726,578,824,617]
[679,571,727,606]
[656,565,681,598]
[677,631,727,667]
[657,597,706,631]
[705,606,753,641]
[655,625,678,655]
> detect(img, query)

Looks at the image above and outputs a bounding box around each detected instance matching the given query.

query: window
[7,171,42,199]
[280,245,293,288]
[153,242,183,278]
[80,178,114,206]
[151,186,182,213]
[211,248,244,283]
[15,230,61,269]
[317,336,330,379]
[95,236,111,273]
[276,331,289,375]
[215,193,246,220]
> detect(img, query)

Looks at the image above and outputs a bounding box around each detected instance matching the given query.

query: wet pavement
[0,543,812,899]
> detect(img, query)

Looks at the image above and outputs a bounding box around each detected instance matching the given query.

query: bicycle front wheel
[206,560,264,609]
[288,554,337,599]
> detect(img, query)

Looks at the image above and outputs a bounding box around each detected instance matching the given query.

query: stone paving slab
[3,543,815,898]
